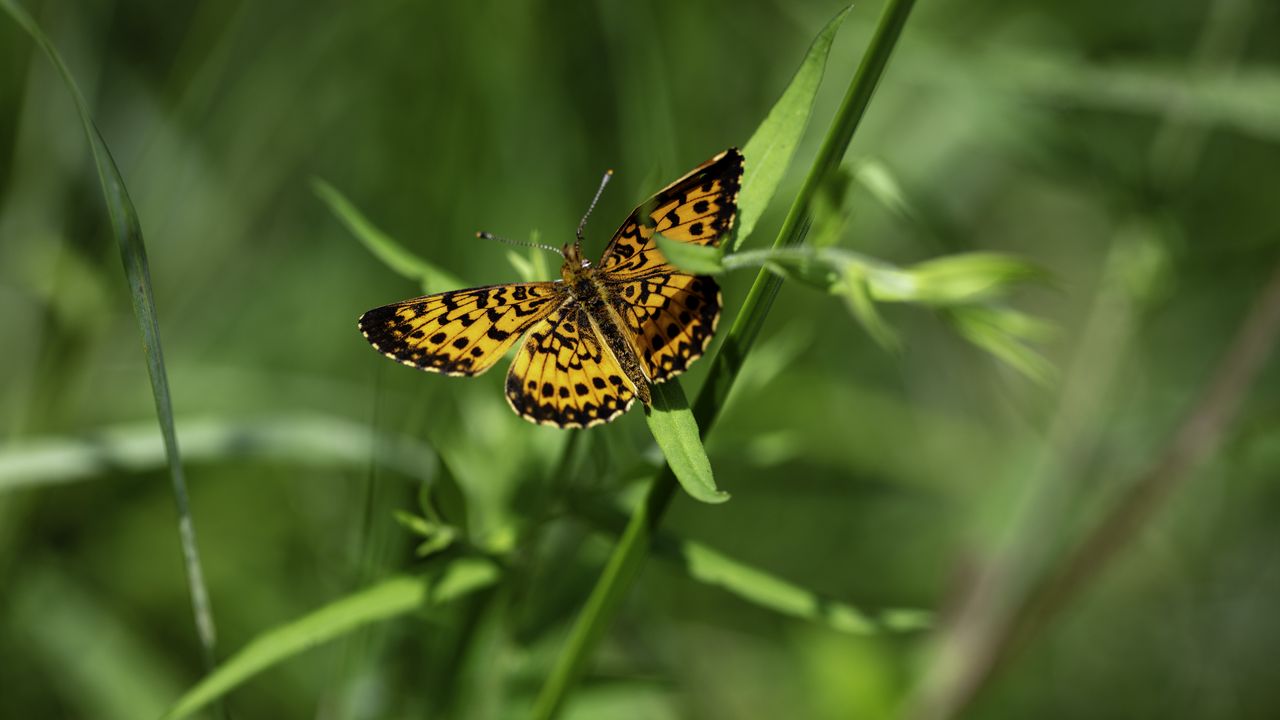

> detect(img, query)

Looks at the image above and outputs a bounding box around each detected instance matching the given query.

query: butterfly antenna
[475,231,563,257]
[576,168,614,248]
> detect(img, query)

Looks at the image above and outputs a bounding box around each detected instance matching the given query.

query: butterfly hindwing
[359,282,564,376]
[505,306,638,428]
[598,147,743,279]
[610,272,721,382]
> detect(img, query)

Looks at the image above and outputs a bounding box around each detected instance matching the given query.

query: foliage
[2,0,1279,719]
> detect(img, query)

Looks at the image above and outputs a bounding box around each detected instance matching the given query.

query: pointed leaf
[654,233,725,275]
[161,561,498,720]
[643,379,728,504]
[872,253,1046,305]
[311,177,465,292]
[735,5,853,249]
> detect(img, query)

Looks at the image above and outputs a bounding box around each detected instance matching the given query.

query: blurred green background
[2,0,1279,718]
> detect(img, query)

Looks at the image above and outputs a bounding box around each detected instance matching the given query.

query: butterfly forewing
[598,147,741,382]
[359,282,565,376]
[505,306,638,428]
[598,148,743,279]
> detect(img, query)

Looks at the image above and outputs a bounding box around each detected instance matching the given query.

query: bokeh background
[2,0,1279,718]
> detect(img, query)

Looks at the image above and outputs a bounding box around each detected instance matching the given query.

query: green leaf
[851,157,919,224]
[1,0,219,669]
[946,306,1057,385]
[311,177,465,292]
[666,535,930,634]
[505,249,539,282]
[735,4,852,250]
[393,511,459,558]
[835,271,900,350]
[643,380,728,504]
[160,561,499,720]
[721,246,845,289]
[572,500,933,635]
[654,233,725,274]
[871,252,1046,305]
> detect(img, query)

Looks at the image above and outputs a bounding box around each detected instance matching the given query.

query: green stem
[530,2,918,717]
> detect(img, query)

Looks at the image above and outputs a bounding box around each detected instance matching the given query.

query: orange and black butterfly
[358,148,743,428]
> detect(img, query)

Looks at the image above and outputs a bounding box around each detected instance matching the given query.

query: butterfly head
[560,242,591,281]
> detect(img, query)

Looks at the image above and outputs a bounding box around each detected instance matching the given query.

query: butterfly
[359,148,743,428]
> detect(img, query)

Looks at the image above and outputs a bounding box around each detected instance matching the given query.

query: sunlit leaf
[871,253,1046,305]
[836,270,900,350]
[644,379,728,504]
[735,5,852,249]
[161,561,498,720]
[946,306,1057,385]
[654,233,725,275]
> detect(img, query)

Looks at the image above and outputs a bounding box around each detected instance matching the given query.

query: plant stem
[530,2,918,717]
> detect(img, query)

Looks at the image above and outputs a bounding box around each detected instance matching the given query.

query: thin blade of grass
[643,379,728,504]
[0,414,440,492]
[161,561,499,720]
[311,177,465,292]
[573,500,930,633]
[735,6,853,250]
[671,536,928,633]
[1,0,219,676]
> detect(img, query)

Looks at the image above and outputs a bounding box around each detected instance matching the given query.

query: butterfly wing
[597,147,743,279]
[598,148,740,382]
[608,273,721,382]
[505,305,638,428]
[359,282,565,376]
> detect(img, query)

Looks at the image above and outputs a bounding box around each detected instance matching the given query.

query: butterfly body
[554,244,653,406]
[359,148,742,428]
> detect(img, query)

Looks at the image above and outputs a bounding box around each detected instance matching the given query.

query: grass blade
[0,414,440,492]
[735,5,852,250]
[573,501,931,634]
[161,561,499,720]
[643,379,729,504]
[312,177,465,292]
[1,0,219,674]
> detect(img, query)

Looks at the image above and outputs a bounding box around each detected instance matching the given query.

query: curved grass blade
[573,500,931,634]
[735,6,853,250]
[311,177,465,292]
[643,379,728,504]
[1,0,219,674]
[161,561,499,720]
